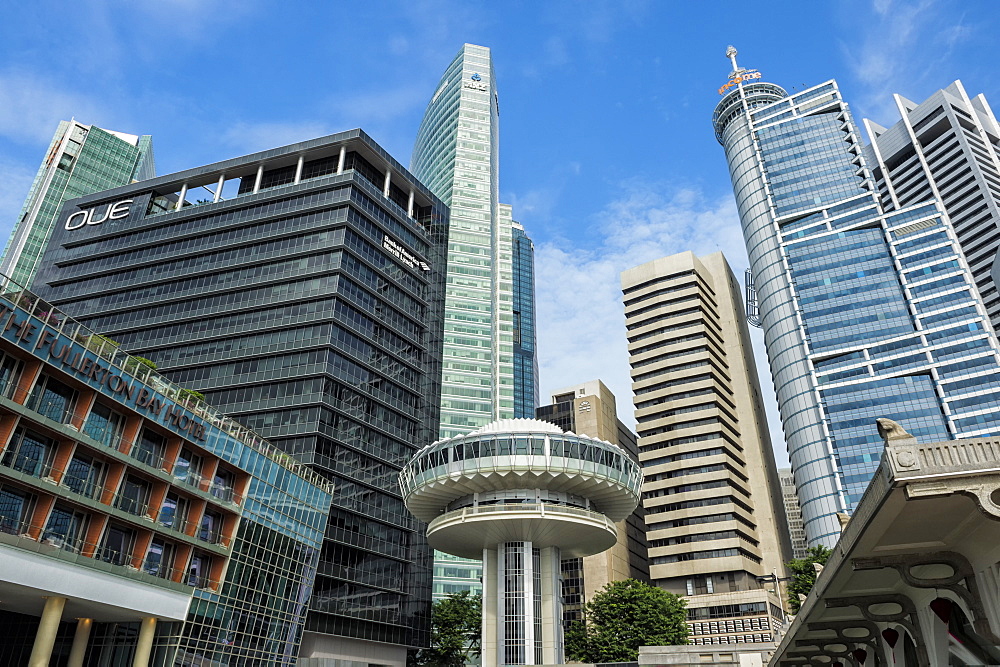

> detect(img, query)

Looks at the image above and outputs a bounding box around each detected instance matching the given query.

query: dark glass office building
[31,130,448,666]
[511,221,538,418]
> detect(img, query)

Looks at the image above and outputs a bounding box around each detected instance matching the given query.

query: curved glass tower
[411,44,515,439]
[713,48,1000,547]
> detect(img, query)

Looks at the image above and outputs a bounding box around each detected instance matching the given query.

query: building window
[83,402,126,449]
[0,486,32,535]
[26,374,77,423]
[131,429,165,469]
[115,476,151,517]
[1,429,54,478]
[200,510,222,544]
[686,576,714,596]
[42,505,88,552]
[159,493,189,532]
[188,552,213,588]
[211,468,235,502]
[144,539,175,579]
[0,352,22,398]
[173,448,202,487]
[63,455,105,500]
[100,523,136,566]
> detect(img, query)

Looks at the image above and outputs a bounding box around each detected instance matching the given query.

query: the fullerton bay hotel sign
[0,295,208,441]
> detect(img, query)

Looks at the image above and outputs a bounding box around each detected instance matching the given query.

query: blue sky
[1,0,997,464]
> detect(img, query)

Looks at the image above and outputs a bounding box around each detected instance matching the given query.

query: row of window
[0,484,216,587]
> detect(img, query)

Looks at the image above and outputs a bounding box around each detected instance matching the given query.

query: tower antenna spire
[726,45,740,75]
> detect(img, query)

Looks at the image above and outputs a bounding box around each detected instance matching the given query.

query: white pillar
[175,184,187,211]
[337,146,346,174]
[294,155,304,184]
[252,165,264,194]
[29,596,67,667]
[482,547,499,667]
[133,616,157,667]
[407,190,415,217]
[539,547,563,665]
[68,617,92,667]
[383,170,392,197]
[213,174,224,203]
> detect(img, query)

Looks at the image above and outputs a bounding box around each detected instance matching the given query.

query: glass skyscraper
[863,81,1000,333]
[412,44,542,600]
[1,120,154,288]
[411,43,515,438]
[511,217,538,418]
[713,49,1000,547]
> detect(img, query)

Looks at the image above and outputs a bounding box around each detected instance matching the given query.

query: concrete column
[337,146,346,174]
[383,170,391,197]
[213,174,224,202]
[28,596,67,667]
[407,190,415,217]
[482,547,499,667]
[294,155,304,184]
[133,616,157,667]
[68,618,93,667]
[252,165,264,194]
[539,546,563,665]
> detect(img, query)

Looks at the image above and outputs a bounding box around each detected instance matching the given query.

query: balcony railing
[0,516,220,589]
[0,281,332,495]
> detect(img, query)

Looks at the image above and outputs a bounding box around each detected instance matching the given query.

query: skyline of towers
[29,130,449,665]
[1,120,154,289]
[713,49,1000,547]
[621,251,791,646]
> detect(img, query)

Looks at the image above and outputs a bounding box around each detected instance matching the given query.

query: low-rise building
[0,278,331,665]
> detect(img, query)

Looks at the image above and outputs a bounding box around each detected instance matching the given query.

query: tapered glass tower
[411,44,515,439]
[1,120,154,288]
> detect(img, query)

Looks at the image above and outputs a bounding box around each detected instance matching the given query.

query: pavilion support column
[133,616,157,667]
[29,596,67,667]
[67,618,93,667]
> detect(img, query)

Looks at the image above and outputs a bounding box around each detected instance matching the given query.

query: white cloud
[221,120,335,155]
[0,71,111,144]
[531,180,789,465]
[842,0,971,124]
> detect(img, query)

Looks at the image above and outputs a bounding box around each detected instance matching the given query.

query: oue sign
[65,199,133,231]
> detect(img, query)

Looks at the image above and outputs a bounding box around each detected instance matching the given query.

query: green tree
[413,591,482,667]
[787,545,833,612]
[566,579,688,663]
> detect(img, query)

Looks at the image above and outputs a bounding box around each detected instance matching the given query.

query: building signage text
[383,234,430,272]
[718,69,762,95]
[65,199,133,231]
[0,298,207,441]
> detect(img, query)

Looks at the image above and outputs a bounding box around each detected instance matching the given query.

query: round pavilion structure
[400,418,642,667]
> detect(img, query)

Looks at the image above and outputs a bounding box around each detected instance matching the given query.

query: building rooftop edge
[60,128,443,211]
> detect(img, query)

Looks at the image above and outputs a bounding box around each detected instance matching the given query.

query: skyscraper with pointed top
[1,120,154,288]
[411,44,517,440]
[713,47,1000,547]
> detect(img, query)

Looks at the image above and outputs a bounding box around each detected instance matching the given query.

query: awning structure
[771,419,1000,666]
